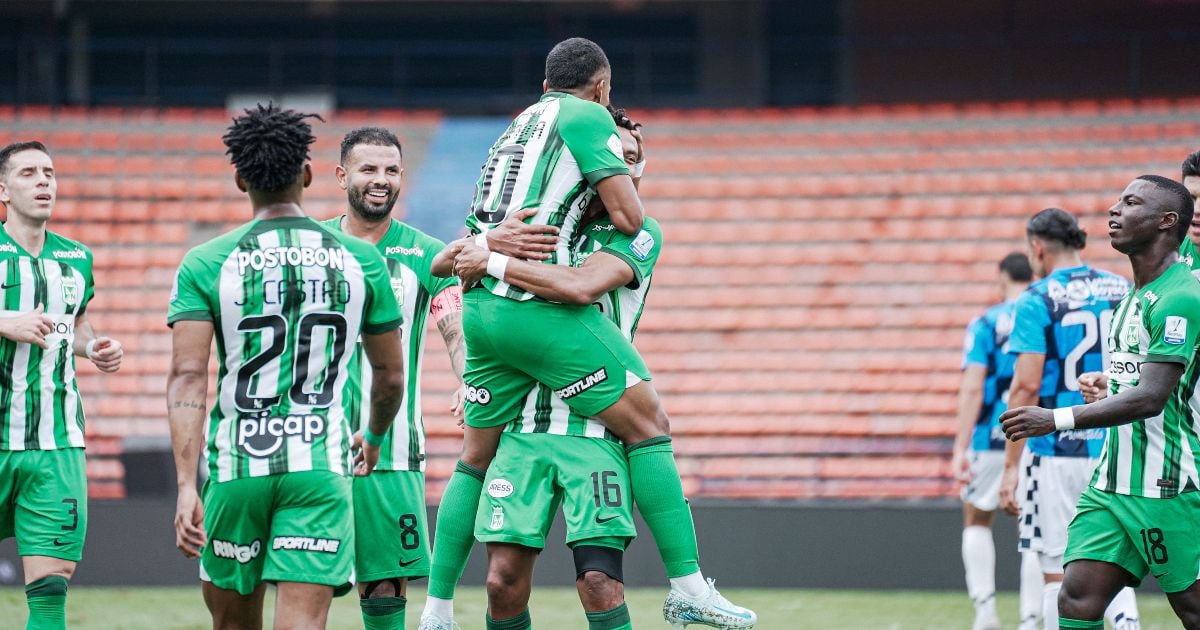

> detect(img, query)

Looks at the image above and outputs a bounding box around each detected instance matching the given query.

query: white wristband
[1053,407,1076,431]
[85,338,99,360]
[474,232,490,252]
[631,160,646,178]
[486,252,511,280]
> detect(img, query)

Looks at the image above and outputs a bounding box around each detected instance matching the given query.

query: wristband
[474,232,490,252]
[85,338,99,360]
[1053,407,1075,431]
[487,252,511,280]
[363,427,386,447]
[631,160,646,178]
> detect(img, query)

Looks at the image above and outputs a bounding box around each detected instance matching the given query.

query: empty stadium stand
[2,98,1195,502]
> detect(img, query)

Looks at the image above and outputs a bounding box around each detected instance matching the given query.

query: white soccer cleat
[417,614,461,630]
[663,578,757,629]
[971,613,1001,630]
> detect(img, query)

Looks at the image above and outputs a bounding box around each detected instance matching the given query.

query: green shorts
[461,291,650,429]
[353,470,430,581]
[200,471,354,596]
[0,448,87,562]
[1065,486,1200,593]
[475,433,635,550]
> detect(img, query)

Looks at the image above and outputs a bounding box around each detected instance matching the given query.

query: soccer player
[951,252,1043,630]
[997,208,1139,630]
[0,141,123,630]
[421,39,754,630]
[166,104,407,629]
[446,113,651,630]
[1177,150,1200,275]
[322,126,467,630]
[1002,175,1200,629]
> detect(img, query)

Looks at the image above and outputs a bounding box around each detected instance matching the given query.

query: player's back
[964,299,1018,451]
[168,216,399,482]
[1011,265,1130,457]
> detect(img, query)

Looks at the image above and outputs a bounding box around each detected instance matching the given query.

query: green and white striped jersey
[506,216,663,441]
[1094,263,1200,498]
[167,216,402,482]
[466,92,630,301]
[1179,238,1200,279]
[0,224,94,451]
[324,217,457,472]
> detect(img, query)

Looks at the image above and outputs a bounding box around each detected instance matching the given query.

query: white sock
[1105,587,1140,629]
[1018,551,1044,630]
[422,596,454,620]
[962,526,996,619]
[670,570,708,599]
[1042,580,1062,630]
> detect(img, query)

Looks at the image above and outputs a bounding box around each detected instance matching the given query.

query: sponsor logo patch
[487,479,514,498]
[237,414,327,458]
[272,536,341,553]
[51,248,86,260]
[236,246,345,276]
[211,539,262,564]
[0,243,17,254]
[628,230,654,261]
[385,245,425,257]
[1144,290,1159,305]
[555,368,608,400]
[1165,316,1188,345]
[465,385,492,405]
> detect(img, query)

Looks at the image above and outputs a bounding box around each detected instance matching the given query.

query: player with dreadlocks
[166,103,407,629]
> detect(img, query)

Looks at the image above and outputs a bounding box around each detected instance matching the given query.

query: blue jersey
[1009,265,1130,457]
[962,300,1019,451]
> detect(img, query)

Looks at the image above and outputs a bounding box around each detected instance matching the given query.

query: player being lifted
[998,208,1139,630]
[1002,176,1200,629]
[420,39,754,630]
[0,141,123,630]
[322,127,466,630]
[446,110,652,630]
[166,105,407,630]
[951,252,1044,630]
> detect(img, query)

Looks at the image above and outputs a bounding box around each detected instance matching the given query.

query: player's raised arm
[455,242,633,306]
[166,319,214,559]
[593,175,643,235]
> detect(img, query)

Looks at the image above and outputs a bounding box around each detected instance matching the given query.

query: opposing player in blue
[999,208,1140,630]
[951,252,1042,630]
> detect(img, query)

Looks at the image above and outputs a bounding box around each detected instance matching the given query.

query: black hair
[222,103,322,194]
[1027,207,1087,250]
[0,141,49,178]
[545,37,610,91]
[1183,150,1200,180]
[999,252,1033,283]
[340,127,403,165]
[1136,174,1194,245]
[608,105,641,131]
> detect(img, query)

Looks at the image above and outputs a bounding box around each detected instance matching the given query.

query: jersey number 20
[235,312,349,411]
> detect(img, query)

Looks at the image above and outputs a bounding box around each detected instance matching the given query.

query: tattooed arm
[167,320,213,558]
[431,286,467,418]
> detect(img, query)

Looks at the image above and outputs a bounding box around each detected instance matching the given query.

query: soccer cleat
[971,614,1001,630]
[416,614,461,630]
[663,578,757,629]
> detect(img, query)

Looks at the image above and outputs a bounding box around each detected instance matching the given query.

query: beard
[348,185,397,221]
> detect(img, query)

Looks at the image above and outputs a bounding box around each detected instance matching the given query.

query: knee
[1057,579,1103,621]
[577,571,623,610]
[359,578,403,599]
[486,563,527,605]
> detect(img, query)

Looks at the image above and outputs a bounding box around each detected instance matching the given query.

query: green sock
[25,575,68,630]
[360,596,406,630]
[486,609,532,630]
[428,460,486,599]
[1059,618,1104,629]
[626,436,699,577]
[586,603,632,630]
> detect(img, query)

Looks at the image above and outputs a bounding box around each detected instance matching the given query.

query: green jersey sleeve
[1144,289,1200,364]
[418,234,458,297]
[558,99,630,186]
[167,248,214,326]
[354,242,404,334]
[78,247,96,316]
[599,216,663,289]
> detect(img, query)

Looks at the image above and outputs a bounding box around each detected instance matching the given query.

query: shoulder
[558,96,617,129]
[44,230,92,262]
[318,215,345,232]
[392,221,447,253]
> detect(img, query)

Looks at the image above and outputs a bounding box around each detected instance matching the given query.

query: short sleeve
[358,247,403,335]
[419,236,458,297]
[597,218,663,289]
[558,100,630,186]
[167,250,213,326]
[961,316,992,369]
[78,251,96,316]
[1008,290,1049,354]
[1144,291,1200,364]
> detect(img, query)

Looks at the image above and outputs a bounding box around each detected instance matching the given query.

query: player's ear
[302,163,312,189]
[234,173,247,193]
[542,79,550,94]
[334,164,348,190]
[1161,210,1180,234]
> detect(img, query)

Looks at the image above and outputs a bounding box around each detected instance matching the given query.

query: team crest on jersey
[1124,324,1141,347]
[1165,316,1188,345]
[61,278,78,305]
[390,276,406,307]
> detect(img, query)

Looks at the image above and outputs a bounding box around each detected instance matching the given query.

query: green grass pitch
[0,586,1185,629]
